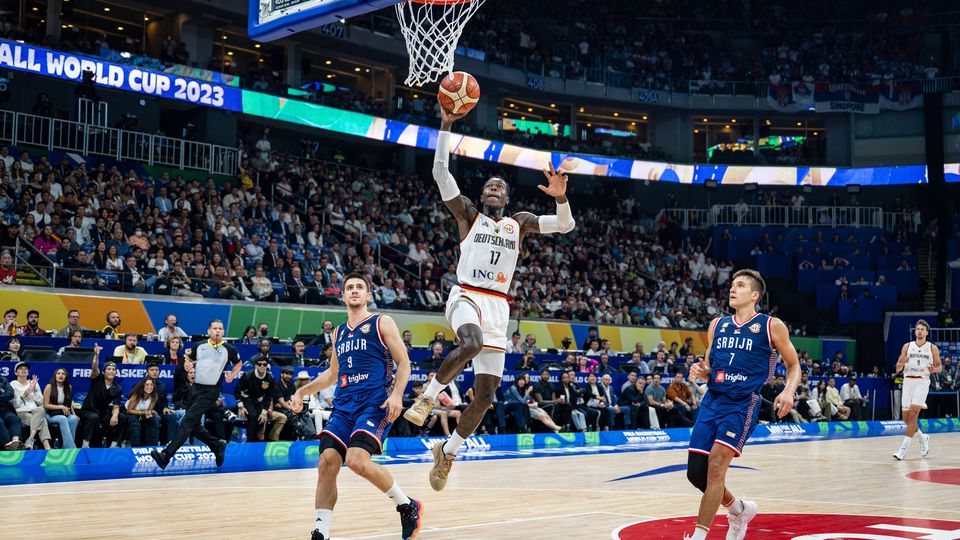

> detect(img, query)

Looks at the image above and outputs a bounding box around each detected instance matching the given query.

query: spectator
[101,310,122,339]
[666,372,698,423]
[239,325,259,345]
[532,369,559,418]
[505,331,522,354]
[317,320,336,347]
[505,372,561,433]
[10,362,53,450]
[823,377,851,420]
[157,314,188,342]
[401,330,414,351]
[521,334,538,353]
[557,371,586,432]
[0,373,24,450]
[645,373,687,428]
[113,334,148,364]
[515,349,538,371]
[80,355,123,448]
[1,337,22,362]
[235,358,286,441]
[294,371,329,437]
[145,362,180,446]
[840,375,869,421]
[249,338,274,366]
[272,366,299,439]
[582,372,609,430]
[0,250,16,285]
[419,342,446,371]
[125,377,160,447]
[1,308,19,336]
[20,309,46,336]
[42,367,81,449]
[619,377,650,429]
[599,373,630,429]
[56,309,86,338]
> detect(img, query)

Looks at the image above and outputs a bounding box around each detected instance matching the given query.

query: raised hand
[539,162,569,199]
[688,358,709,383]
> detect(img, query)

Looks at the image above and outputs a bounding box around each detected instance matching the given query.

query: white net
[395,0,486,86]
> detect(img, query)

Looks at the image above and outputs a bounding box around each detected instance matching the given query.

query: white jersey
[904,341,933,378]
[456,213,520,295]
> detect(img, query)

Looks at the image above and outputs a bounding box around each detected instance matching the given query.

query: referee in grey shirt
[151,320,240,469]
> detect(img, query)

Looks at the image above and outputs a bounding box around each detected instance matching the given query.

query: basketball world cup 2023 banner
[0,38,929,186]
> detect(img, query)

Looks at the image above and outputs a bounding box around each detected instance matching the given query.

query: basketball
[438,71,480,115]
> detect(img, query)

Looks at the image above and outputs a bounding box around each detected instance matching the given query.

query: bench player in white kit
[893,319,942,460]
[403,107,576,491]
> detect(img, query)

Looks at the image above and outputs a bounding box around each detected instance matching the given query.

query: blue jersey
[333,314,394,410]
[707,313,777,399]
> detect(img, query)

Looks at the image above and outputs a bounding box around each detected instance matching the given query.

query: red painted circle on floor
[613,513,960,539]
[906,468,960,485]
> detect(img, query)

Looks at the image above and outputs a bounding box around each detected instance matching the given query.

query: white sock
[443,431,466,456]
[314,509,333,536]
[690,525,709,540]
[724,498,745,515]
[385,481,412,506]
[424,378,445,399]
[901,435,913,449]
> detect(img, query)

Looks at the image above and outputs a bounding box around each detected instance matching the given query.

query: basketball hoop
[395,0,486,86]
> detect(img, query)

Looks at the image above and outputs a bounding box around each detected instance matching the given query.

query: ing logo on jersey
[359,324,371,334]
[503,224,515,234]
[496,272,507,283]
[749,323,762,334]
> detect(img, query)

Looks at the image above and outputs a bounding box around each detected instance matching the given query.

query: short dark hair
[4,308,17,316]
[208,319,223,328]
[733,268,766,300]
[915,319,931,332]
[343,272,371,291]
[26,310,39,318]
[292,338,305,347]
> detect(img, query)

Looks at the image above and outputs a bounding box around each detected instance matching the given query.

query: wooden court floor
[2,433,959,539]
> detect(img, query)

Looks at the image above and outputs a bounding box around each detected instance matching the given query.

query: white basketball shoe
[726,500,758,540]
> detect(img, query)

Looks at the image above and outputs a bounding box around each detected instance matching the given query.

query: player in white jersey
[403,107,576,491]
[893,319,942,460]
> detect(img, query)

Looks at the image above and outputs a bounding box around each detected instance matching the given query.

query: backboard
[248,0,401,42]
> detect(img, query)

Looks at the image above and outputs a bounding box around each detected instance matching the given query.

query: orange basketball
[437,71,480,115]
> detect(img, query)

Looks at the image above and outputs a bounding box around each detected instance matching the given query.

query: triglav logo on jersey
[749,323,761,333]
[339,374,348,388]
[714,370,749,383]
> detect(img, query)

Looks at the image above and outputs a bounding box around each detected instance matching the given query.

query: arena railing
[13,235,56,287]
[0,109,239,176]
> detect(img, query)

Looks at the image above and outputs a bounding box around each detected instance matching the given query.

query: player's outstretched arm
[378,315,411,422]
[895,343,909,373]
[930,344,942,374]
[689,318,719,383]
[435,109,478,236]
[770,318,801,418]
[514,162,575,238]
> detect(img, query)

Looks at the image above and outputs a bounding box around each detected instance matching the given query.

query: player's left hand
[539,162,568,198]
[223,370,236,383]
[381,394,403,422]
[773,390,795,419]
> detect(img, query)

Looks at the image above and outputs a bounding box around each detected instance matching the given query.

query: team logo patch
[612,514,960,540]
[749,323,761,333]
[260,382,270,390]
[359,324,371,334]
[503,223,515,234]
[725,431,737,438]
[339,374,348,388]
[714,370,725,383]
[719,322,729,333]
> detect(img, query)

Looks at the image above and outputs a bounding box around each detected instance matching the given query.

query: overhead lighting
[724,124,730,129]
[365,68,370,73]
[550,103,556,108]
[103,7,110,12]
[642,115,648,121]
[117,26,124,31]
[631,122,636,126]
[521,116,526,120]
[144,16,149,21]
[31,6,38,11]
[227,51,233,56]
[254,43,261,48]
[796,121,802,126]
[412,93,419,99]
[694,129,700,134]
[813,131,819,136]
[702,118,708,122]
[731,119,737,123]
[613,112,619,117]
[324,60,332,65]
[579,107,585,113]
[765,119,771,125]
[258,58,263,63]
[527,107,533,112]
[503,112,508,117]
[586,123,592,127]
[509,103,515,108]
[326,74,335,78]
[354,67,361,72]
[222,35,228,40]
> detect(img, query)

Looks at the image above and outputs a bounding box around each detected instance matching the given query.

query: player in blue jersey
[684,269,800,540]
[291,273,422,540]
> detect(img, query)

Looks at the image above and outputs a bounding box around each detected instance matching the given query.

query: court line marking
[339,512,657,539]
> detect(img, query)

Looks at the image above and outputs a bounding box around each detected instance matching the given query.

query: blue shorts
[320,402,393,458]
[689,391,761,457]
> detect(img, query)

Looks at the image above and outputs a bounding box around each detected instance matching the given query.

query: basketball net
[395,0,486,86]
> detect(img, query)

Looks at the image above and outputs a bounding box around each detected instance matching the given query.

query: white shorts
[445,285,509,376]
[901,377,930,410]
